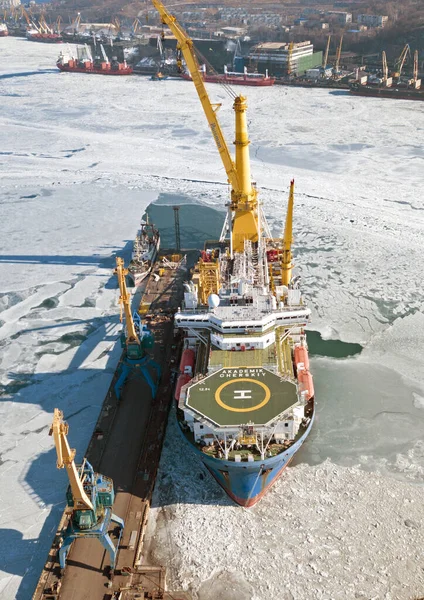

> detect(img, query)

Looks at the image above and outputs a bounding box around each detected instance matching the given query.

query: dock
[33,253,193,600]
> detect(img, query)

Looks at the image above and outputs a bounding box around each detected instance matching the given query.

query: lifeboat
[297,370,314,400]
[180,348,195,375]
[175,373,191,402]
[294,345,310,371]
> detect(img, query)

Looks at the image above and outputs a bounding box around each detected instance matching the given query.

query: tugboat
[57,44,133,75]
[127,219,160,287]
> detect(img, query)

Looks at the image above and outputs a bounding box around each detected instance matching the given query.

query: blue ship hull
[179,410,314,507]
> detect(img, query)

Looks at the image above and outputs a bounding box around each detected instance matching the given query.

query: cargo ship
[152,1,315,507]
[57,45,133,75]
[27,31,63,43]
[349,82,424,101]
[0,23,8,37]
[182,65,275,87]
[128,220,160,286]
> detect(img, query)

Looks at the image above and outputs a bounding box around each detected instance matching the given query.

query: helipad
[186,367,298,427]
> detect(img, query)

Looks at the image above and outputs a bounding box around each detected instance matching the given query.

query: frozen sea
[1,37,424,600]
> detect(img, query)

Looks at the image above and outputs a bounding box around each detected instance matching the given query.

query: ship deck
[185,366,298,427]
[33,255,194,600]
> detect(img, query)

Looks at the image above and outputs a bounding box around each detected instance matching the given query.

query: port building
[248,41,322,76]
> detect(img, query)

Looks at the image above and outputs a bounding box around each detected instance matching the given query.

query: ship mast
[151,0,259,252]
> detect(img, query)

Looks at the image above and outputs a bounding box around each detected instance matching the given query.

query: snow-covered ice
[1,37,424,599]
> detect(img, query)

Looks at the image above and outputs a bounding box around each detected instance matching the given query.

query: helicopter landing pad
[186,367,298,427]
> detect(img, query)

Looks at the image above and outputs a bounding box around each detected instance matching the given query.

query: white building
[357,14,388,28]
[0,0,21,7]
[326,11,352,24]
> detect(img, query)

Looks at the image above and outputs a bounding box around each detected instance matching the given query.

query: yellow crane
[286,41,294,76]
[151,0,259,253]
[382,50,389,84]
[412,50,421,88]
[321,34,331,77]
[50,408,124,571]
[114,257,159,399]
[332,35,343,78]
[281,180,295,286]
[393,44,410,79]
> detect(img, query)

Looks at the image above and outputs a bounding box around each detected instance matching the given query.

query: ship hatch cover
[186,367,298,427]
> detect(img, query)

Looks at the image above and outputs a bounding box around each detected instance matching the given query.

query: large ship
[182,65,275,87]
[127,220,160,286]
[153,0,314,507]
[57,45,133,75]
[349,81,424,101]
[27,31,62,43]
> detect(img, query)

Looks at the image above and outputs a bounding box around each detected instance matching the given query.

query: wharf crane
[151,0,261,254]
[321,34,331,78]
[392,43,410,80]
[49,409,124,572]
[286,41,294,76]
[382,50,389,85]
[114,257,160,400]
[332,35,343,79]
[412,50,421,88]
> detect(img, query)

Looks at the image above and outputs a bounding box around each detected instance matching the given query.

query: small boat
[127,220,160,286]
[151,71,168,81]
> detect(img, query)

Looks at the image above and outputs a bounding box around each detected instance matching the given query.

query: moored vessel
[153,0,314,507]
[57,44,133,75]
[182,65,275,87]
[128,220,160,286]
[27,31,62,43]
[349,81,424,101]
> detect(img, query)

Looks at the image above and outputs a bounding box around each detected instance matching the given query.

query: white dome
[208,294,220,308]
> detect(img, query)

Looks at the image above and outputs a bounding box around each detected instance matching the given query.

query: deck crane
[392,43,410,80]
[22,7,40,33]
[281,180,295,286]
[321,35,331,78]
[152,0,260,253]
[382,50,389,84]
[412,50,421,88]
[286,41,294,76]
[332,35,343,79]
[114,257,160,400]
[49,409,124,572]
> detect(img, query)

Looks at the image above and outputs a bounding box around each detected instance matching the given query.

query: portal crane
[321,35,331,77]
[393,44,410,79]
[332,35,343,78]
[49,408,124,571]
[114,257,160,399]
[382,50,388,83]
[286,41,294,76]
[151,0,259,253]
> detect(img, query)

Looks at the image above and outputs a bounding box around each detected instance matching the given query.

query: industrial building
[248,41,322,76]
[357,14,388,28]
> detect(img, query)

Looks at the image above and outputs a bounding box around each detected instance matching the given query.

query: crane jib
[210,122,222,150]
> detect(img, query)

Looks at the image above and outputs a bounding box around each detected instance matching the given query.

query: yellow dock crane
[332,35,343,79]
[49,409,124,572]
[412,50,421,88]
[114,257,160,399]
[321,34,331,78]
[286,41,294,76]
[152,0,261,255]
[392,43,410,80]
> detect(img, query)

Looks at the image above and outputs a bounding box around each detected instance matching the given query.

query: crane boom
[322,35,331,69]
[152,0,239,192]
[115,257,139,343]
[394,44,410,78]
[382,51,388,82]
[50,409,94,511]
[151,0,259,252]
[334,34,343,73]
[413,50,418,81]
[281,180,294,286]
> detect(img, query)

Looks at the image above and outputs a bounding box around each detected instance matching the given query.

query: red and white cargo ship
[182,65,275,87]
[57,45,133,75]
